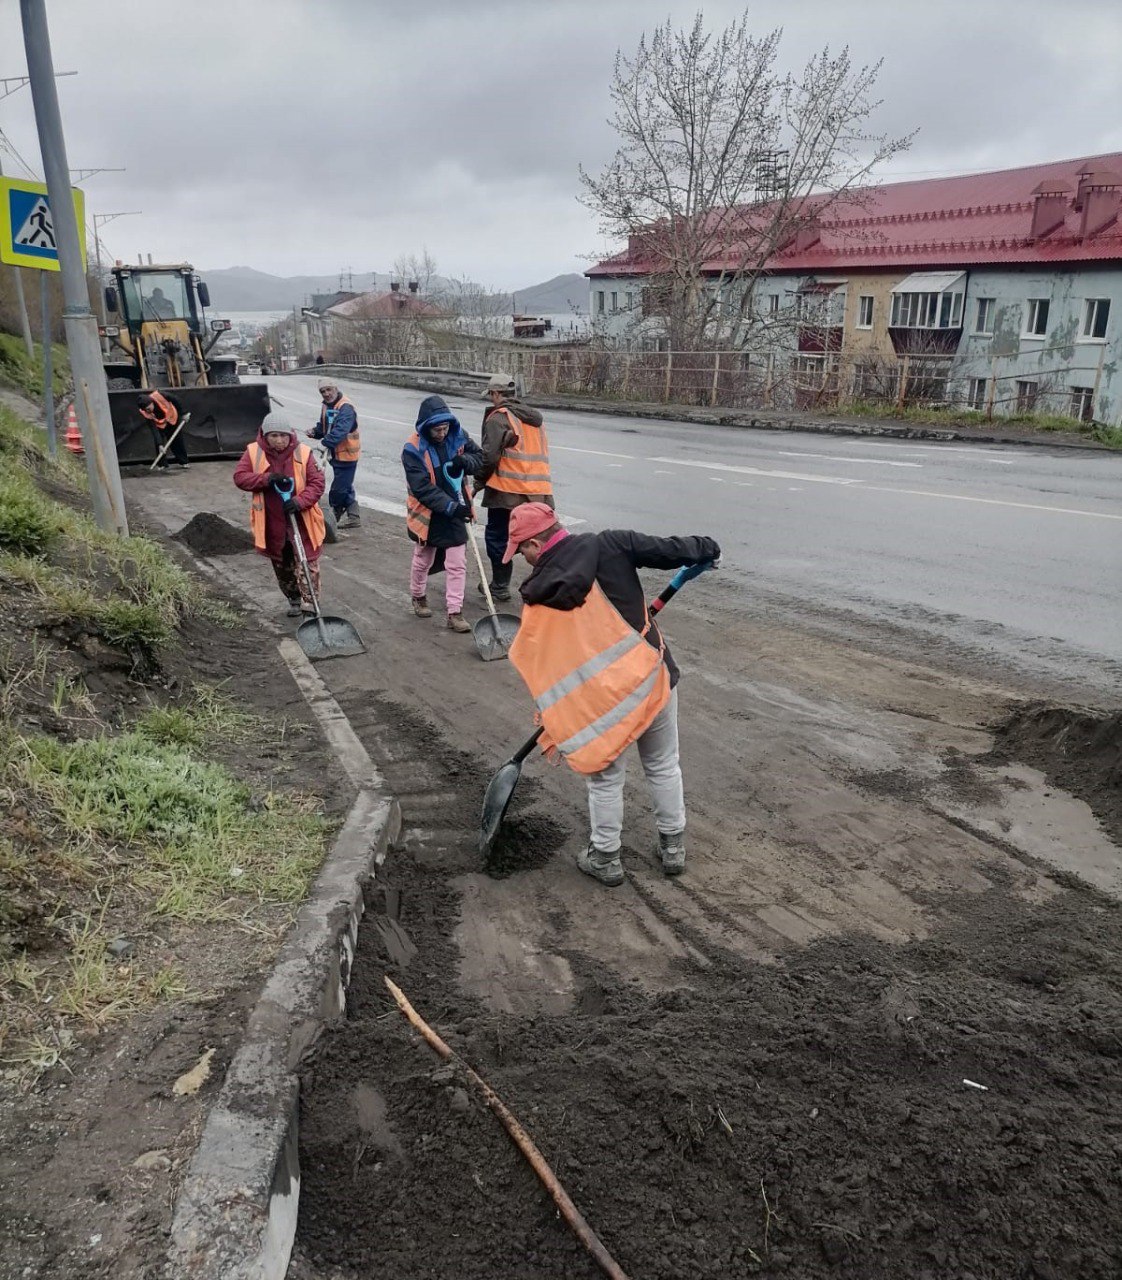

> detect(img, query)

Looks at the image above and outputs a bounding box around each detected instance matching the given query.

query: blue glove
[444,455,470,479]
[674,559,717,586]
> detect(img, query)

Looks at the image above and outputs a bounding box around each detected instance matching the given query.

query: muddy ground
[122,465,1122,1280]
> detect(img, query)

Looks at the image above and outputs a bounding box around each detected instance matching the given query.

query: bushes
[0,474,62,555]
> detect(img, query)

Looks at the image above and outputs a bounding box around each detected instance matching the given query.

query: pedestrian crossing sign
[0,176,85,271]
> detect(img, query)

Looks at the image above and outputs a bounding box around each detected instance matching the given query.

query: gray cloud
[0,0,1118,290]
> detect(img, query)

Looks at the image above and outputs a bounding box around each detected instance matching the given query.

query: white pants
[586,688,685,854]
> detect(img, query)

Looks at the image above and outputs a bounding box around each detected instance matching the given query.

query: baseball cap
[481,372,516,398]
[503,502,558,562]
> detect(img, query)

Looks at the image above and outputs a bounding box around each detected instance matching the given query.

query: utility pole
[0,71,75,359]
[20,0,127,534]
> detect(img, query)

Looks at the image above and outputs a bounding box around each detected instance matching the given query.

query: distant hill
[511,273,588,316]
[199,265,590,316]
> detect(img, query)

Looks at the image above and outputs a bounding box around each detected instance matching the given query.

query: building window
[857,295,874,328]
[768,293,780,315]
[890,290,963,329]
[1015,380,1039,414]
[609,291,618,313]
[1082,298,1110,339]
[974,298,995,335]
[967,377,988,411]
[1025,298,1050,337]
[625,291,635,310]
[596,291,605,315]
[1070,386,1095,422]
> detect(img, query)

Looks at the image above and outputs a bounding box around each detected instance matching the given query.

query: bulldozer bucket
[109,383,272,463]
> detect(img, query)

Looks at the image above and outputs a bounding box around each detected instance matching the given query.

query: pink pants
[410,543,467,613]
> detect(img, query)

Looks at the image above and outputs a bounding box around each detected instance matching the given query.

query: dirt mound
[173,512,255,557]
[989,702,1122,842]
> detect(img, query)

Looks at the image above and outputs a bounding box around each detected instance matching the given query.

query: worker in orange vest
[233,413,327,617]
[475,372,551,602]
[505,503,720,886]
[137,390,189,469]
[307,379,361,528]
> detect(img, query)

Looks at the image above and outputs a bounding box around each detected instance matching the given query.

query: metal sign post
[17,0,128,534]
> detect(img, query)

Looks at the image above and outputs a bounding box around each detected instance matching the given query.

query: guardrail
[282,363,523,397]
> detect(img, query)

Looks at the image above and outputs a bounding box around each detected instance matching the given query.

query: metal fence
[326,347,1102,423]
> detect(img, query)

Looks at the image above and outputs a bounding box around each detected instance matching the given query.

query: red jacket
[233,431,326,561]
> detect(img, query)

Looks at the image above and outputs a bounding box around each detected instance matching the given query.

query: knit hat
[503,502,559,562]
[481,372,515,399]
[317,378,337,391]
[260,412,294,437]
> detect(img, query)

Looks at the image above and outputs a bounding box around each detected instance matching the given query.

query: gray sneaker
[286,598,302,617]
[658,830,686,876]
[576,843,625,887]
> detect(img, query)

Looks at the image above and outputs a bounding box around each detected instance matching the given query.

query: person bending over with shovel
[233,412,326,617]
[505,503,720,886]
[402,395,483,633]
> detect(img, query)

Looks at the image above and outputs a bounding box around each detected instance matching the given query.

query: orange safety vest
[246,441,326,552]
[140,389,178,429]
[509,583,671,775]
[404,432,468,543]
[320,395,360,463]
[486,406,551,496]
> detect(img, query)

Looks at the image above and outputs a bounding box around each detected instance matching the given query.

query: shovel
[479,558,716,858]
[149,412,192,470]
[275,479,366,661]
[444,462,520,661]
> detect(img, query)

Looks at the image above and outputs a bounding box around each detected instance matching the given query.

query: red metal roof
[587,152,1122,277]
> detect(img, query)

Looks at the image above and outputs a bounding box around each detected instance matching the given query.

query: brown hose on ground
[384,976,631,1280]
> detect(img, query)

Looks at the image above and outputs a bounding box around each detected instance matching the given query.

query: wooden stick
[383,976,631,1280]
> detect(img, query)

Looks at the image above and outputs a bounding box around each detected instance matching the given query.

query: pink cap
[503,502,558,563]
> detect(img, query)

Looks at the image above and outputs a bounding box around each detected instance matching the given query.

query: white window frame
[1081,298,1110,341]
[768,293,780,315]
[857,295,874,329]
[974,297,995,336]
[596,290,606,315]
[967,377,988,411]
[1024,298,1050,338]
[1015,380,1039,414]
[1070,386,1094,422]
[610,291,618,313]
[890,289,964,329]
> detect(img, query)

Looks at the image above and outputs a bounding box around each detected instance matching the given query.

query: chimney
[1077,170,1122,240]
[408,280,419,294]
[1030,178,1072,240]
[389,281,400,293]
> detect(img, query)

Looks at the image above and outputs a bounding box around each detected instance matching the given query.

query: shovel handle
[512,726,544,764]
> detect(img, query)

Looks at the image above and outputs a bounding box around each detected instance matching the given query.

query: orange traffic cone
[64,403,83,455]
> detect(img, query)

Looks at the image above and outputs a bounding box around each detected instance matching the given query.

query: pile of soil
[173,512,255,557]
[295,723,1122,1279]
[989,702,1122,843]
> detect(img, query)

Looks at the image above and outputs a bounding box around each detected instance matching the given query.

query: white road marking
[854,440,1017,458]
[553,444,638,461]
[653,470,674,474]
[651,457,863,485]
[862,486,1122,521]
[773,449,921,468]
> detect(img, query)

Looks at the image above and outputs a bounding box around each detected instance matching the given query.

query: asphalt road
[266,374,1122,698]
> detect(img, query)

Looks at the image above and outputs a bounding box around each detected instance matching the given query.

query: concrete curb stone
[164,642,400,1279]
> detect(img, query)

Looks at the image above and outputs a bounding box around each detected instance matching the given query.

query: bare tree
[391,248,438,294]
[580,11,913,350]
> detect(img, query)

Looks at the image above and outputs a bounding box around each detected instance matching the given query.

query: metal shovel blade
[480,759,523,858]
[296,614,366,661]
[472,612,520,662]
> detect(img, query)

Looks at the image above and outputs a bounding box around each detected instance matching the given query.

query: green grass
[841,398,1122,447]
[0,332,69,402]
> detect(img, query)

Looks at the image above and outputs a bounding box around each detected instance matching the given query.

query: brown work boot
[446,612,471,633]
[412,596,432,618]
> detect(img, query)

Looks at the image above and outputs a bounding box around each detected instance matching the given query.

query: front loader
[99,262,271,462]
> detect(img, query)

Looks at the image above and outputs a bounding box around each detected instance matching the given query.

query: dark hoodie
[402,395,483,548]
[520,529,721,687]
[232,428,326,560]
[478,396,553,510]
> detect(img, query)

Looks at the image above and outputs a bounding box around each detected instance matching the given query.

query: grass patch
[0,332,69,402]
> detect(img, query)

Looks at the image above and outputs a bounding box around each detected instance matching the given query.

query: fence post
[551,351,560,393]
[528,351,537,395]
[896,355,910,411]
[764,353,774,408]
[664,350,673,403]
[621,352,632,398]
[710,351,720,407]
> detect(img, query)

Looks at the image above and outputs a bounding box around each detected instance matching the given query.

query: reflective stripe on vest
[141,389,178,428]
[247,441,326,552]
[509,582,670,775]
[487,407,551,495]
[404,433,468,542]
[321,395,360,463]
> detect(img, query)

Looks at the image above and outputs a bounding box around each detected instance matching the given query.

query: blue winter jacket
[311,394,358,454]
[402,395,483,548]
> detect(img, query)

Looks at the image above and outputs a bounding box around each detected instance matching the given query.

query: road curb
[165,641,400,1280]
[283,365,1112,453]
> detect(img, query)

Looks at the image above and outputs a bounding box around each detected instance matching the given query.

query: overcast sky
[0,0,1119,291]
